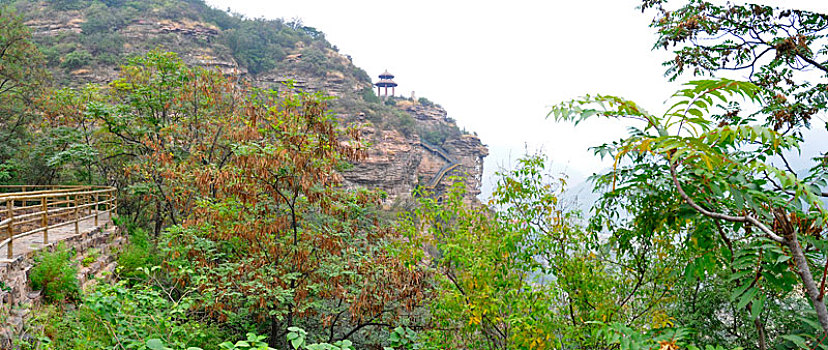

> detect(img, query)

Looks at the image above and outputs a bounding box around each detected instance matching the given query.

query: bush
[117,226,159,283]
[81,3,122,34]
[417,97,434,107]
[29,243,80,303]
[389,110,415,137]
[51,0,90,10]
[359,87,380,104]
[417,123,462,145]
[21,281,228,350]
[81,249,99,267]
[223,20,291,75]
[61,49,93,70]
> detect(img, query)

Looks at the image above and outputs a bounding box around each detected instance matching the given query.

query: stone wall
[0,225,126,347]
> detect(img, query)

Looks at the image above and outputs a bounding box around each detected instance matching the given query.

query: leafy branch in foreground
[552,78,828,348]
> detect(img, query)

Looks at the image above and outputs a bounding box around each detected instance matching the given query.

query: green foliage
[29,243,80,304]
[398,155,675,349]
[223,20,286,74]
[29,244,80,303]
[80,249,98,267]
[117,226,160,283]
[287,327,353,350]
[388,110,415,137]
[386,326,418,350]
[0,6,46,181]
[61,49,93,70]
[21,280,228,350]
[417,97,434,107]
[643,0,828,133]
[81,2,124,34]
[417,122,462,145]
[218,333,274,350]
[359,87,380,104]
[51,0,90,11]
[553,77,828,347]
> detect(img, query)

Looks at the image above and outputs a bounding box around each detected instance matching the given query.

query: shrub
[83,32,124,56]
[117,226,159,283]
[81,249,98,267]
[81,3,122,34]
[359,87,380,104]
[389,110,415,137]
[51,0,90,10]
[29,243,80,303]
[61,49,93,70]
[21,281,228,350]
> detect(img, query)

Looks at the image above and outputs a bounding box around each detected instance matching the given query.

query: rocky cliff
[15,0,487,203]
[343,103,488,204]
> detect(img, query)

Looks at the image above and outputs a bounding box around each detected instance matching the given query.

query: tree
[43,51,240,232]
[398,158,680,349]
[163,87,426,348]
[0,7,46,181]
[642,0,828,134]
[638,2,828,346]
[552,78,828,348]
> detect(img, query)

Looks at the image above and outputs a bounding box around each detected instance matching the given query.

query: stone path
[3,211,112,261]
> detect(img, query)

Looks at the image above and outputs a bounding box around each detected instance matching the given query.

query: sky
[206,0,828,199]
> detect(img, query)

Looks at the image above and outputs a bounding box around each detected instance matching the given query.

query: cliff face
[342,104,488,203]
[17,1,487,203]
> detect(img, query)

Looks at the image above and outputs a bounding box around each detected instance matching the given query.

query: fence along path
[0,185,117,262]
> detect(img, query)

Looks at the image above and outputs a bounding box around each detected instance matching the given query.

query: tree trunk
[786,232,828,333]
[154,199,163,237]
[754,318,766,350]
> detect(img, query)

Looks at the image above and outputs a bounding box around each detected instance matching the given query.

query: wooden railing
[0,185,117,259]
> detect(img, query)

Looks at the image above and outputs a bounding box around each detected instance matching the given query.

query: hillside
[10,0,488,203]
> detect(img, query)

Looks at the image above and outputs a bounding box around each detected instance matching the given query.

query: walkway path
[420,140,460,189]
[3,211,112,262]
[0,185,117,262]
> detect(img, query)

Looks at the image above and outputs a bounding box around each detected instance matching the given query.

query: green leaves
[286,327,352,350]
[287,326,307,349]
[218,332,273,350]
[555,74,828,347]
[146,339,173,350]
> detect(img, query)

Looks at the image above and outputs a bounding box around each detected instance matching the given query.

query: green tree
[552,78,828,348]
[398,157,679,349]
[61,50,93,70]
[0,7,46,181]
[643,0,828,133]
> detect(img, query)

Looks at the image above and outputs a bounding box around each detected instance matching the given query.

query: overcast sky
[206,0,828,198]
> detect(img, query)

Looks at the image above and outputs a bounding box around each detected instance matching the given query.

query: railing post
[94,192,99,227]
[41,196,48,244]
[7,200,13,259]
[74,195,79,235]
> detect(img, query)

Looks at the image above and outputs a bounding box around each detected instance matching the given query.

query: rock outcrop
[342,104,488,204]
